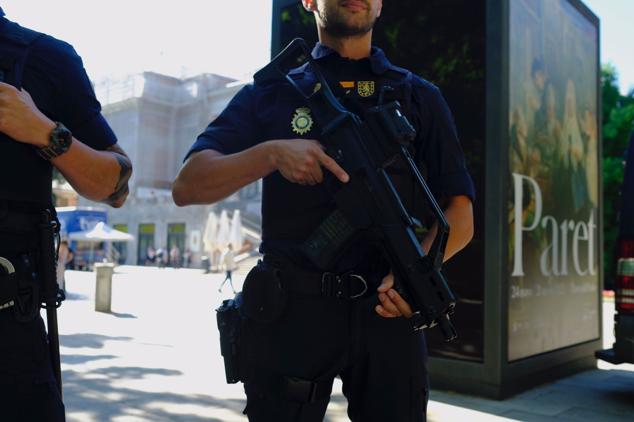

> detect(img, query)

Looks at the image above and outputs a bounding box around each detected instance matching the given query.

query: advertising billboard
[508,0,600,361]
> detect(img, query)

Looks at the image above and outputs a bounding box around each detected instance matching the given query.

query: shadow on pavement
[63,354,117,365]
[429,369,634,421]
[107,311,137,319]
[63,367,246,422]
[60,333,132,349]
[64,291,89,301]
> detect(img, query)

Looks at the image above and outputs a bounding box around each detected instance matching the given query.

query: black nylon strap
[282,376,333,403]
[247,371,334,403]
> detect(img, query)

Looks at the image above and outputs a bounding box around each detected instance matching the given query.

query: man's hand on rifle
[375,272,413,318]
[270,139,349,185]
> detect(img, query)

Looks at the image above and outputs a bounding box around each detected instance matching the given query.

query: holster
[216,293,246,384]
[216,259,289,385]
[0,206,44,322]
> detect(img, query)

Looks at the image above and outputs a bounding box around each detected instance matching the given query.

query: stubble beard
[317,5,377,38]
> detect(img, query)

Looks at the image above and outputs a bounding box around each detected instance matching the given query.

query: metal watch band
[37,122,72,160]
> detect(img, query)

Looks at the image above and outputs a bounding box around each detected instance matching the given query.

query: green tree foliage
[602,64,634,288]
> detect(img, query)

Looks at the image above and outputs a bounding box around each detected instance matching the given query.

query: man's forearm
[421,195,474,261]
[52,140,132,208]
[172,142,277,206]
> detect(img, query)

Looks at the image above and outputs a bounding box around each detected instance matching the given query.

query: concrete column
[95,263,115,312]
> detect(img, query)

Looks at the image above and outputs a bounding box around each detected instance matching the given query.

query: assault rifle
[255,39,457,340]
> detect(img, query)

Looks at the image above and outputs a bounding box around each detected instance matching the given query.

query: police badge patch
[291,107,313,135]
[357,81,375,97]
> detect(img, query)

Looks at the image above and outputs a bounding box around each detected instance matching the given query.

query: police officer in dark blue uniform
[174,1,474,421]
[0,7,132,420]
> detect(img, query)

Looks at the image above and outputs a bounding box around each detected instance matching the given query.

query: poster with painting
[508,0,600,361]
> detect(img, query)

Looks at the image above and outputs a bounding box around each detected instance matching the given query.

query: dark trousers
[243,291,428,422]
[0,312,65,421]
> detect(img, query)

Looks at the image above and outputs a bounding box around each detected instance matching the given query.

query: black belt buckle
[348,274,368,299]
[321,272,368,299]
[0,256,16,310]
[321,272,341,298]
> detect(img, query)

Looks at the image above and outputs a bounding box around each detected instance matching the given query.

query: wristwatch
[37,122,73,160]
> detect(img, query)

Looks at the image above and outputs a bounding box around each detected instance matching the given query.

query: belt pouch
[241,259,287,324]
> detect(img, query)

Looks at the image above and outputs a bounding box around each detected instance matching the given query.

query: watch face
[54,123,72,147]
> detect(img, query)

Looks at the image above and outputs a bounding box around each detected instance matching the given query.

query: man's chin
[333,19,374,36]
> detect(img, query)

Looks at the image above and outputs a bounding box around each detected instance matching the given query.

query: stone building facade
[81,72,262,266]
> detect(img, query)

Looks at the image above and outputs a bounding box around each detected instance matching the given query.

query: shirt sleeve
[415,83,476,203]
[185,84,261,160]
[28,36,117,151]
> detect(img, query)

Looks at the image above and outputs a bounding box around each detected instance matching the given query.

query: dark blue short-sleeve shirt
[188,43,475,269]
[0,12,117,204]
[24,36,117,150]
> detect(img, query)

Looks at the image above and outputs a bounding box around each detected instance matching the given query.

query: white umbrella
[68,222,134,267]
[229,209,243,249]
[216,209,230,248]
[202,211,218,254]
[68,222,134,242]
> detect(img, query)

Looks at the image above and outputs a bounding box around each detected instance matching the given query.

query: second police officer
[174,0,474,421]
[0,7,132,420]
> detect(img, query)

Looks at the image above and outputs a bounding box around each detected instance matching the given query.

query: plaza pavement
[56,262,633,421]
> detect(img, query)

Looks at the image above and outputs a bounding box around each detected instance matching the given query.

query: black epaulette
[0,19,44,89]
[0,19,43,47]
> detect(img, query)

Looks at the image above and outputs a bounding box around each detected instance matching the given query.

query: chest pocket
[258,75,321,141]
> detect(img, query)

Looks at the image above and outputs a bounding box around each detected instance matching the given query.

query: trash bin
[94,262,115,312]
[201,256,210,274]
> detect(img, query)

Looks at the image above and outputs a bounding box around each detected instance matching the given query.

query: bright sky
[1,0,273,82]
[2,0,633,94]
[584,0,634,94]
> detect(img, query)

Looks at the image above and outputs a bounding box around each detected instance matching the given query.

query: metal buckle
[0,256,16,310]
[349,274,368,299]
[322,272,368,299]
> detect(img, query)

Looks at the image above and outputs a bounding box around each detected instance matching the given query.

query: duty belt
[265,256,371,300]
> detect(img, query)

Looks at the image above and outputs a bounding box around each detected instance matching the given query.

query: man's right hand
[270,139,349,185]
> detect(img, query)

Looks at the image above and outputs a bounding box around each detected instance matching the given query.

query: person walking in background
[156,246,166,268]
[145,246,156,266]
[182,248,192,268]
[56,240,73,293]
[218,243,237,294]
[170,244,181,268]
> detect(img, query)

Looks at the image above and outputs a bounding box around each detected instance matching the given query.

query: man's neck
[317,29,373,60]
